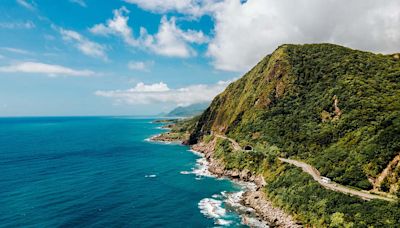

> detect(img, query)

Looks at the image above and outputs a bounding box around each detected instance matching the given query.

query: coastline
[151,134,301,227]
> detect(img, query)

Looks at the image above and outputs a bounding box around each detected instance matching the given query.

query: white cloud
[128,60,154,71]
[95,80,232,106]
[90,7,138,46]
[90,7,208,58]
[60,28,108,60]
[0,21,35,29]
[124,0,400,72]
[70,0,86,7]
[16,0,36,10]
[140,16,208,57]
[207,0,400,71]
[0,62,95,77]
[1,47,33,55]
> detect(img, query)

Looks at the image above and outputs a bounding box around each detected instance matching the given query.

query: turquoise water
[0,117,247,227]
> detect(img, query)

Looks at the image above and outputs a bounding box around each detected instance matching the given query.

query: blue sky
[1,0,399,116]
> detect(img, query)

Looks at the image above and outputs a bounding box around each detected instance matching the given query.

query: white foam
[189,150,268,227]
[212,194,220,198]
[144,137,152,142]
[216,219,232,226]
[192,157,215,177]
[179,150,217,178]
[188,149,204,157]
[144,174,157,178]
[198,198,226,219]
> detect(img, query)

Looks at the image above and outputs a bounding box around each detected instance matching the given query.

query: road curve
[215,134,242,151]
[278,158,395,202]
[214,134,395,202]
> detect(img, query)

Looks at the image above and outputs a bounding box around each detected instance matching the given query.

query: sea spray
[186,149,269,227]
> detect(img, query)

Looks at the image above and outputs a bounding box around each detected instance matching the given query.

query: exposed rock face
[242,191,301,228]
[192,139,300,227]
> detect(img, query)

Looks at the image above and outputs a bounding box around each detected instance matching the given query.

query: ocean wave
[189,150,268,227]
[181,150,216,178]
[216,218,232,226]
[198,198,227,219]
[144,174,157,178]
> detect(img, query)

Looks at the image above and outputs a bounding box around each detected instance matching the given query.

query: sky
[0,0,399,116]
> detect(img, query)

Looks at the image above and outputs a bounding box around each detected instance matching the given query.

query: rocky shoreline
[151,128,301,227]
[192,140,301,228]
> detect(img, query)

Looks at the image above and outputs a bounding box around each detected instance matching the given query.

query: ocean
[0,117,252,227]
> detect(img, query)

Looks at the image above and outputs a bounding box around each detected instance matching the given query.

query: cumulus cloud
[16,0,36,10]
[60,28,108,60]
[128,60,154,71]
[210,0,400,71]
[69,0,86,7]
[0,21,35,29]
[95,80,232,106]
[140,16,208,57]
[124,0,400,72]
[0,62,95,77]
[90,7,138,46]
[90,7,208,57]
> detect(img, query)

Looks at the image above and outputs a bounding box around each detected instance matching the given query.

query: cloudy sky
[0,0,399,116]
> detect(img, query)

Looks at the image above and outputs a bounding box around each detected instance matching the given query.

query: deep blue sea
[0,117,250,227]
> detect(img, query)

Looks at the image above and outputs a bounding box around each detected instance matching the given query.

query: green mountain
[185,44,400,226]
[190,43,400,190]
[166,102,209,117]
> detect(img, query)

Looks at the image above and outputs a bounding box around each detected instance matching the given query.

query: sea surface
[0,117,252,227]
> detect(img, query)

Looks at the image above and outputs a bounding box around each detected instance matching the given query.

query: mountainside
[190,43,400,192]
[166,103,209,117]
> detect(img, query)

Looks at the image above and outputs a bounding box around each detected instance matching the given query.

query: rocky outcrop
[242,191,301,228]
[150,132,188,143]
[191,138,300,227]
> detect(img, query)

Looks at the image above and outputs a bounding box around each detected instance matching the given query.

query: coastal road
[278,158,395,202]
[215,134,243,151]
[214,134,395,202]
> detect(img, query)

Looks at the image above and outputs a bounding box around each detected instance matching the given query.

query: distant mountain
[166,103,209,117]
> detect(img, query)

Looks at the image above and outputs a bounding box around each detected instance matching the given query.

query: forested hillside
[190,43,400,192]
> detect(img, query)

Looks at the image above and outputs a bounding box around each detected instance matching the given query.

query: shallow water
[0,117,251,227]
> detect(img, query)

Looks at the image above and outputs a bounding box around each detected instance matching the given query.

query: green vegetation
[191,43,400,190]
[265,165,400,227]
[188,44,400,226]
[213,138,400,227]
[155,116,200,142]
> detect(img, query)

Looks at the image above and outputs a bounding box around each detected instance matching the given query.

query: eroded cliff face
[189,45,294,144]
[189,43,400,192]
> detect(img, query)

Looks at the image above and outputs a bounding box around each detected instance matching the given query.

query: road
[214,134,395,202]
[215,134,242,151]
[278,158,395,202]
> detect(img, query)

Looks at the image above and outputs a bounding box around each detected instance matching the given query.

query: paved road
[214,134,395,202]
[278,158,395,202]
[215,134,242,151]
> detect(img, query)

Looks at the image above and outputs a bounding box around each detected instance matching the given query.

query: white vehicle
[321,177,331,184]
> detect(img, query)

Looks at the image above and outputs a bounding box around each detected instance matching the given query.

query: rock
[190,139,301,228]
